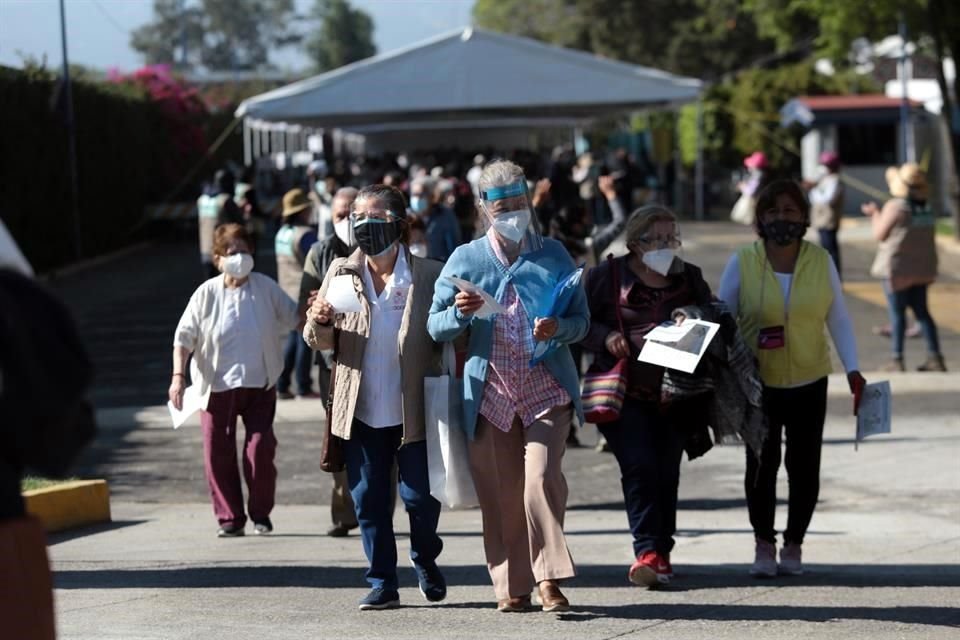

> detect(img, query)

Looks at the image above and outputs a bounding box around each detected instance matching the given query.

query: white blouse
[213,284,269,392]
[354,249,411,428]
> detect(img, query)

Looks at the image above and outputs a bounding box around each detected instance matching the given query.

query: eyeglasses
[350,209,399,223]
[636,234,681,249]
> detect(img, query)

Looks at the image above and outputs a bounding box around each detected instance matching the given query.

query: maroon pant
[200,387,278,527]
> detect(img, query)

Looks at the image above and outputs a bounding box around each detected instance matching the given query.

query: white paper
[445,276,507,319]
[325,275,362,313]
[856,381,892,441]
[167,384,211,429]
[637,319,721,374]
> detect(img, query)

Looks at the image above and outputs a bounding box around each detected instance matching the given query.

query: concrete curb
[23,479,111,533]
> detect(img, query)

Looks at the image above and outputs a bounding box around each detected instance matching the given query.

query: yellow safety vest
[737,240,834,387]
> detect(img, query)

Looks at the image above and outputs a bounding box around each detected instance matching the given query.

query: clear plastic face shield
[348,205,405,258]
[478,179,544,254]
[628,221,684,276]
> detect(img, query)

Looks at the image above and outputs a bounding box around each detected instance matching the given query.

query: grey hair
[333,186,359,203]
[478,159,525,193]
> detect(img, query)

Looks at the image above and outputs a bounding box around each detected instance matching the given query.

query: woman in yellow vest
[718,180,866,578]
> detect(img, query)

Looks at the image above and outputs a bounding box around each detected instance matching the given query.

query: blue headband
[480,180,527,201]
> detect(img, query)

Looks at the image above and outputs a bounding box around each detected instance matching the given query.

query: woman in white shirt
[718,180,865,579]
[169,223,300,538]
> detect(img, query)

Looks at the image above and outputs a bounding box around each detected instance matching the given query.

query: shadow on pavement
[48,520,148,545]
[53,563,960,592]
[555,603,960,627]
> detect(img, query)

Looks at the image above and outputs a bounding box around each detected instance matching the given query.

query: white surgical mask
[333,218,353,247]
[491,209,530,244]
[641,248,676,276]
[221,252,254,279]
[409,242,428,258]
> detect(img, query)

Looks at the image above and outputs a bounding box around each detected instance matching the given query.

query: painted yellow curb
[22,480,111,533]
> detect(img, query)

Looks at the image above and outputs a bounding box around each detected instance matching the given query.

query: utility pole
[59,0,82,259]
[898,13,916,164]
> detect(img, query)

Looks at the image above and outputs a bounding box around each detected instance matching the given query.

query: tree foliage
[131,0,300,71]
[305,0,377,73]
[473,0,779,79]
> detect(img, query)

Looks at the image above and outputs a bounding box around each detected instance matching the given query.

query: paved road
[45,223,960,638]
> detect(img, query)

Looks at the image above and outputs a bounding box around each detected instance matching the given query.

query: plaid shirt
[479,230,570,432]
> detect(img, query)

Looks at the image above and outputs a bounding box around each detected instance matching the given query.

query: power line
[89,0,129,37]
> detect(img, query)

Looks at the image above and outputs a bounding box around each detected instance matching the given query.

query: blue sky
[0,0,475,72]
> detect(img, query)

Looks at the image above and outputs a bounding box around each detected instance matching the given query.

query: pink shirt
[479,230,570,432]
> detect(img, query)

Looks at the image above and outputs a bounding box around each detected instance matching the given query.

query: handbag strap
[607,253,625,335]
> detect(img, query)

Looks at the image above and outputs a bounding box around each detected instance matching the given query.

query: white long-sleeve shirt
[717,252,859,384]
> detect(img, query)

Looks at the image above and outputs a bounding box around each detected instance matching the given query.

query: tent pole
[694,95,705,221]
[243,119,251,166]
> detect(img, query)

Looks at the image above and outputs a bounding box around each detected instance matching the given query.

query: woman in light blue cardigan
[428,159,589,613]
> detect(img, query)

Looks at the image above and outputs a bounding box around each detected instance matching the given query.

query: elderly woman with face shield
[428,160,590,613]
[303,185,446,611]
[579,205,714,588]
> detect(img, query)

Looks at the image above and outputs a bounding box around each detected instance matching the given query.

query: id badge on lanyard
[758,255,787,351]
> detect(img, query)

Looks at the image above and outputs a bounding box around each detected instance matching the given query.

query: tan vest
[870,198,938,286]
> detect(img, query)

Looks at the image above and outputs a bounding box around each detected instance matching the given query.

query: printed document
[445,276,507,319]
[856,381,892,442]
[637,319,720,374]
[168,384,211,429]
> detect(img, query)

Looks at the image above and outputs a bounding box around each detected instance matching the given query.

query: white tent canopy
[235,27,702,130]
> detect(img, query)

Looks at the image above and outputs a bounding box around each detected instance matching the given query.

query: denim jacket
[427,236,590,439]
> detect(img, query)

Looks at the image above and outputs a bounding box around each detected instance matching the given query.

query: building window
[836,122,897,165]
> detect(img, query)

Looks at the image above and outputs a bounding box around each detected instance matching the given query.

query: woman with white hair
[862,163,947,372]
[428,159,589,613]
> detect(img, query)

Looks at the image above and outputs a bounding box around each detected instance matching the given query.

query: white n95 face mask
[491,209,530,244]
[641,249,676,276]
[222,252,254,278]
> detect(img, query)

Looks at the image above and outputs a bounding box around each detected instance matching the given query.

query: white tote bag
[730,193,756,226]
[424,343,478,509]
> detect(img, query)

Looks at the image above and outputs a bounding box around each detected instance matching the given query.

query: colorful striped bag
[581,255,628,424]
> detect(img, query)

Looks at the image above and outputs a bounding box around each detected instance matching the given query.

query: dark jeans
[345,420,443,591]
[278,330,314,395]
[883,282,942,358]
[200,387,278,527]
[598,398,685,557]
[746,377,828,545]
[818,229,841,277]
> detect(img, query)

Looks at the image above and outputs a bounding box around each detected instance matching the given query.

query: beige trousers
[468,404,576,600]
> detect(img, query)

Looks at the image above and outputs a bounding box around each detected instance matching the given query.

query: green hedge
[0,66,240,272]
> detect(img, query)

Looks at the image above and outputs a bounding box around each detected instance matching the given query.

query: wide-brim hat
[282,188,312,217]
[885,163,928,200]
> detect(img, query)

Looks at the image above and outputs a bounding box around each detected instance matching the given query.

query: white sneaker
[779,543,803,575]
[749,539,777,578]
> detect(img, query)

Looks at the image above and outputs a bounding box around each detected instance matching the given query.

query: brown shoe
[917,354,947,372]
[497,595,531,612]
[538,580,570,612]
[881,358,905,372]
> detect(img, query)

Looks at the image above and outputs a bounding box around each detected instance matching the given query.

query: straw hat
[885,163,928,200]
[281,188,312,218]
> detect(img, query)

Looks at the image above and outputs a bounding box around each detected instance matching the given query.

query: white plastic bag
[730,193,756,225]
[424,343,478,509]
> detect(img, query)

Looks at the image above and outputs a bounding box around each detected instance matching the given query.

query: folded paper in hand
[326,275,362,313]
[856,381,891,442]
[445,276,506,319]
[637,319,720,374]
[168,384,211,429]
